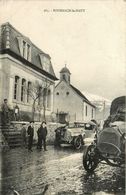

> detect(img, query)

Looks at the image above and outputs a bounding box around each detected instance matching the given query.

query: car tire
[83,144,99,172]
[73,136,82,150]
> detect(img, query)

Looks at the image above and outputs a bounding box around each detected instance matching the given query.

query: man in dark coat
[37,121,48,151]
[27,121,34,152]
[1,99,10,125]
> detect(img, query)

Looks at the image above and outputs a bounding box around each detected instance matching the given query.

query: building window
[92,108,94,118]
[68,76,70,83]
[27,81,32,103]
[38,86,42,106]
[43,88,47,108]
[22,40,31,60]
[23,41,26,58]
[27,44,31,60]
[85,105,88,116]
[39,54,50,72]
[56,92,59,95]
[63,74,66,81]
[47,90,51,109]
[17,37,31,61]
[14,76,19,100]
[21,78,26,102]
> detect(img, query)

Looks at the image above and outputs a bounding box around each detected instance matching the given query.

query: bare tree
[27,79,52,121]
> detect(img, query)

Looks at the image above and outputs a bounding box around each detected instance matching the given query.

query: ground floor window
[21,78,26,102]
[14,76,19,100]
[47,89,51,109]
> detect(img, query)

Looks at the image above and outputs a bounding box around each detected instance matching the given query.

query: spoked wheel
[83,144,99,172]
[73,136,82,150]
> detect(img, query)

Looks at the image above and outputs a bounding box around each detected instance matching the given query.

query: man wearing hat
[1,99,10,125]
[27,121,34,152]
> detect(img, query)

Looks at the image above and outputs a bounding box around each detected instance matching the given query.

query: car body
[54,122,85,149]
[54,121,97,149]
[83,96,126,172]
[83,121,97,145]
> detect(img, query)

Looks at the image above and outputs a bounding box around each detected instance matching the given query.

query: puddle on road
[1,147,125,195]
[92,192,118,195]
[59,152,82,162]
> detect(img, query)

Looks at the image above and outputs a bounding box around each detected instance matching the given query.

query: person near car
[37,121,48,151]
[27,121,34,152]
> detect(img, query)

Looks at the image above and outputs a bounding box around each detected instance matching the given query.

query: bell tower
[60,64,71,84]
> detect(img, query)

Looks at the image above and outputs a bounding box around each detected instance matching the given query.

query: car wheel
[83,144,99,172]
[73,136,82,149]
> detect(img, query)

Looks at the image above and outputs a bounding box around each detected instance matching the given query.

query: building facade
[0,22,57,121]
[54,66,96,123]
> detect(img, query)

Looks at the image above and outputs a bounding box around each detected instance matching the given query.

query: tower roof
[60,66,71,74]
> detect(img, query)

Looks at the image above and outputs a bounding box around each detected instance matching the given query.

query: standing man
[37,121,48,151]
[21,123,27,148]
[14,104,20,121]
[27,121,34,152]
[1,99,10,125]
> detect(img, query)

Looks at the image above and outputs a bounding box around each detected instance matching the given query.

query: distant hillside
[83,91,111,122]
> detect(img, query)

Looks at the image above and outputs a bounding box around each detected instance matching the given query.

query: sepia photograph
[0,0,125,194]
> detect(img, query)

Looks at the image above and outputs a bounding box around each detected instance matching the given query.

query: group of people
[1,98,20,124]
[21,121,48,152]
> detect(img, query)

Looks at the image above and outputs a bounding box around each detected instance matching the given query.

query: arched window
[27,81,32,103]
[21,78,26,102]
[43,88,47,108]
[47,89,51,109]
[14,76,19,100]
[62,74,66,81]
[38,86,42,106]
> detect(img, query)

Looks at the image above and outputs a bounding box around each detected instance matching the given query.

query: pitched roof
[0,22,58,81]
[70,84,95,108]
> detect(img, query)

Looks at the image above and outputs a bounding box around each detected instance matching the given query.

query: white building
[54,66,96,123]
[0,22,57,121]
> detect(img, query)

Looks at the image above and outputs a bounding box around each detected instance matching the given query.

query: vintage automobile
[54,122,85,149]
[83,96,126,172]
[83,120,97,145]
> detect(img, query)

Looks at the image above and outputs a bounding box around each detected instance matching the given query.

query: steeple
[60,64,71,84]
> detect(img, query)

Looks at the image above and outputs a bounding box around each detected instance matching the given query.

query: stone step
[5,136,22,139]
[0,125,23,147]
[6,140,22,145]
[6,136,22,140]
[0,125,14,129]
[9,143,22,148]
[3,132,21,136]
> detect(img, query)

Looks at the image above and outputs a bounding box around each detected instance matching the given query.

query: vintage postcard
[0,0,125,195]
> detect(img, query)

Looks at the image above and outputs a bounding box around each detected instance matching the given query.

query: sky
[0,0,126,101]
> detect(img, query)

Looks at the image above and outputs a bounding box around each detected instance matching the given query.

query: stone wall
[10,121,64,145]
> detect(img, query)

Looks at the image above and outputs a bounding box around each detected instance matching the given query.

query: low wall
[10,121,64,144]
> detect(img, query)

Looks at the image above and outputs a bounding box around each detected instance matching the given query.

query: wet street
[1,146,125,195]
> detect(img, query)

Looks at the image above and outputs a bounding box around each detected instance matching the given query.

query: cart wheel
[83,144,98,172]
[74,136,82,149]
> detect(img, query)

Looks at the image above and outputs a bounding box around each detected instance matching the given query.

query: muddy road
[1,146,125,195]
